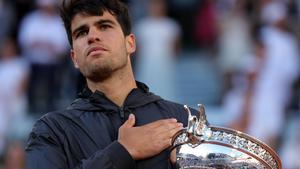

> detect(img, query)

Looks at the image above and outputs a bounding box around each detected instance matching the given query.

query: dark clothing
[26,82,192,169]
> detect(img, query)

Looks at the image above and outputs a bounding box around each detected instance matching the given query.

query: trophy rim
[171,126,282,169]
[210,126,282,169]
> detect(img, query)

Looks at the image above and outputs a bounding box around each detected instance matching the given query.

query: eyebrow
[95,19,117,26]
[72,19,117,37]
[72,25,87,37]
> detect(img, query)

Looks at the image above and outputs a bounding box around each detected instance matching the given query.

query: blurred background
[0,0,300,168]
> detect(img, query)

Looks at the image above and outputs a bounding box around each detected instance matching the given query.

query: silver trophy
[171,104,281,169]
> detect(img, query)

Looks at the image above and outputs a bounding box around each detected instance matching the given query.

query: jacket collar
[70,81,162,112]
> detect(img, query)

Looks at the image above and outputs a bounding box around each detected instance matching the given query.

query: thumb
[123,114,135,128]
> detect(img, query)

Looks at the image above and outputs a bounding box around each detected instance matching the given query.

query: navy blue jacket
[26,82,192,169]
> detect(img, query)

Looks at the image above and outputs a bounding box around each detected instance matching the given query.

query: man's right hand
[118,114,183,160]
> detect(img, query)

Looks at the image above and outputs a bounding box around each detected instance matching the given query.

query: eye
[75,30,88,38]
[100,24,112,31]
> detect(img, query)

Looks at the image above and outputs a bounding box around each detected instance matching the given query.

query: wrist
[118,141,139,160]
[106,141,136,168]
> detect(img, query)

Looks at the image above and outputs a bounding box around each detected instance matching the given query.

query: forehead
[71,11,118,31]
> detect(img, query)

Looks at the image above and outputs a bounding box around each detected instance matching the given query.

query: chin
[86,66,113,82]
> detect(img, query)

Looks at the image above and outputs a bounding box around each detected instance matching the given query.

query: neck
[86,64,137,107]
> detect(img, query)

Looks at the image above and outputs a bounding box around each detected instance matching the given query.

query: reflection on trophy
[171,104,281,169]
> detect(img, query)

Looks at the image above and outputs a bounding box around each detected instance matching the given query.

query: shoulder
[157,99,185,112]
[25,111,67,151]
[155,99,198,125]
[30,110,70,136]
[30,97,98,134]
[27,108,80,146]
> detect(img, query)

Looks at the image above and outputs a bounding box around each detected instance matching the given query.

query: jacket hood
[68,81,162,112]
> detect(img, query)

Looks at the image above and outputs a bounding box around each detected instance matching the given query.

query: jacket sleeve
[26,120,136,169]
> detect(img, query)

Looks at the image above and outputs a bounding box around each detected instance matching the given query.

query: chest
[62,107,175,168]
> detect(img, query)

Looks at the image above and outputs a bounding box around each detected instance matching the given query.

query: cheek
[73,38,86,53]
[104,33,117,45]
[73,49,85,67]
[105,31,122,44]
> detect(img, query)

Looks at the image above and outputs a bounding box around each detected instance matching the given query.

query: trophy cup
[171,104,281,169]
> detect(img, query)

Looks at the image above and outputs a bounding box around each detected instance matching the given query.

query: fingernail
[171,118,177,122]
[129,114,134,119]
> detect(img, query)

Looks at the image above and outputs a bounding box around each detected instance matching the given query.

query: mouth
[87,46,108,57]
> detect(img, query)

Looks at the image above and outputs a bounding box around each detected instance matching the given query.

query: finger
[170,149,177,164]
[155,124,183,140]
[160,137,174,148]
[153,130,180,150]
[144,118,178,129]
[122,114,135,128]
[158,126,183,139]
[167,125,184,138]
[154,122,183,134]
[140,123,181,140]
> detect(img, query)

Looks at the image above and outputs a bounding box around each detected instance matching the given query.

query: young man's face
[70,11,135,82]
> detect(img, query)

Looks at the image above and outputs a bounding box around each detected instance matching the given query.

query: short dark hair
[60,0,131,47]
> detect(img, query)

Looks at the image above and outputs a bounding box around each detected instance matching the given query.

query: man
[26,0,193,168]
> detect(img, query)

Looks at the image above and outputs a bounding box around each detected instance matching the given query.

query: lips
[87,46,108,56]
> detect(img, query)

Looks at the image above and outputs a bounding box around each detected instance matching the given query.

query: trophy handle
[197,104,209,126]
[184,105,197,134]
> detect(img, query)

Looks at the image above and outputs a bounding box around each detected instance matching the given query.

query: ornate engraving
[171,104,281,169]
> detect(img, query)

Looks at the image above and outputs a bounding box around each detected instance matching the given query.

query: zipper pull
[119,108,125,119]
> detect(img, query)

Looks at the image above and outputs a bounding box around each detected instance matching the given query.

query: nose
[87,27,101,44]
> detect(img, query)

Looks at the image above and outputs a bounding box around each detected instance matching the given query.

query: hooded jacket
[26,82,191,169]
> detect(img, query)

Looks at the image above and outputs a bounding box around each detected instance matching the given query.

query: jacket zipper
[119,107,125,119]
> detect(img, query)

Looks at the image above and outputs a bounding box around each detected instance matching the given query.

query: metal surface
[171,104,281,169]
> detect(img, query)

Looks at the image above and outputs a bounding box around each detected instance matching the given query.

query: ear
[125,34,136,55]
[70,49,79,68]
